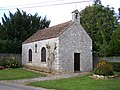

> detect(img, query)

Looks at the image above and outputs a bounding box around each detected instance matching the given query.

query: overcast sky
[0,0,120,26]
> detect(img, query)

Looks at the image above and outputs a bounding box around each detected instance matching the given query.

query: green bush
[109,62,120,72]
[0,57,19,68]
[95,60,107,68]
[0,59,6,66]
[94,64,114,76]
[94,60,114,76]
[0,66,5,70]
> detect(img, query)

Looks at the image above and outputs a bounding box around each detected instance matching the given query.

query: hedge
[109,62,120,72]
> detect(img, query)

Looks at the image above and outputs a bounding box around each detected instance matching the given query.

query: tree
[80,0,117,56]
[94,0,101,5]
[107,26,120,56]
[0,9,50,53]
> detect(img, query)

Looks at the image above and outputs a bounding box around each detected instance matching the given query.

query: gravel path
[3,72,91,85]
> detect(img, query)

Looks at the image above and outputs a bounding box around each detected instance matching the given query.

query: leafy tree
[94,0,101,5]
[0,39,22,53]
[80,0,117,56]
[0,9,50,53]
[107,26,120,56]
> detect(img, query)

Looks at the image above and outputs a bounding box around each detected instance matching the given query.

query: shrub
[94,60,114,76]
[95,60,107,68]
[0,66,5,70]
[94,63,114,76]
[0,58,7,66]
[109,62,120,72]
[0,57,19,68]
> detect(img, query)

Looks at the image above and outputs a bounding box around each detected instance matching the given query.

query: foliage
[0,68,46,80]
[106,26,120,56]
[0,39,22,53]
[0,9,50,53]
[95,60,107,68]
[0,58,6,67]
[29,72,120,90]
[0,57,19,68]
[80,0,117,56]
[94,64,114,76]
[0,66,5,70]
[109,62,120,72]
[94,60,114,76]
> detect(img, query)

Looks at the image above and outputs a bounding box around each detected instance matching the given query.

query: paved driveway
[0,81,47,90]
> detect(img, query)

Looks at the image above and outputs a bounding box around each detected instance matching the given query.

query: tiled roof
[23,20,73,44]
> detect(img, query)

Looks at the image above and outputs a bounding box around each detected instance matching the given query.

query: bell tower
[72,9,80,24]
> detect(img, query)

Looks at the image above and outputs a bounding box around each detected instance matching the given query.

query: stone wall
[59,22,92,72]
[22,37,59,72]
[93,56,120,68]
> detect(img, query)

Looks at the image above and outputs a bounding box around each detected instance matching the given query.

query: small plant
[109,62,120,72]
[96,60,107,68]
[0,66,5,70]
[94,60,114,76]
[0,57,19,68]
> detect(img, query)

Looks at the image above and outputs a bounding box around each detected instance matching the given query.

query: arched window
[35,44,37,53]
[41,47,46,62]
[29,49,32,62]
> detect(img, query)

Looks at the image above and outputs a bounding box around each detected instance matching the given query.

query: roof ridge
[56,21,73,37]
[23,20,73,44]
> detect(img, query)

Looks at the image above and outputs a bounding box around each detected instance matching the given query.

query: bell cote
[72,9,80,24]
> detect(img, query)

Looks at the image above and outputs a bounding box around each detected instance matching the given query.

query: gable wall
[79,25,93,71]
[58,23,92,72]
[22,37,59,71]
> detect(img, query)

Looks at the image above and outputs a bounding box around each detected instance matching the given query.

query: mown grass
[0,68,46,80]
[29,72,120,90]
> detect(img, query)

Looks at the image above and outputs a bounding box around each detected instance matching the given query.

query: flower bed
[90,74,118,79]
[0,66,5,70]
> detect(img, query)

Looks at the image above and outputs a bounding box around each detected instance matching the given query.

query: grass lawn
[0,68,46,80]
[29,72,120,90]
